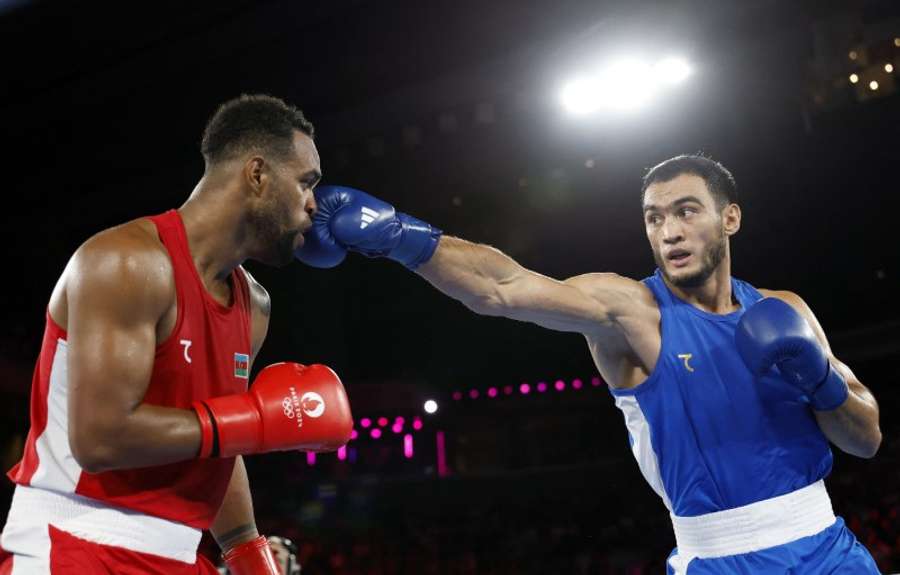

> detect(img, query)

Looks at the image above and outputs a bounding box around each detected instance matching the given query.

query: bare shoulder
[239,266,271,318]
[67,219,175,315]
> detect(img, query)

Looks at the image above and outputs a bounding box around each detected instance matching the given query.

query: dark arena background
[1,1,899,573]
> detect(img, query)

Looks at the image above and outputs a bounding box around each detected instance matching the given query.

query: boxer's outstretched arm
[416,236,641,334]
[769,291,882,458]
[66,232,204,472]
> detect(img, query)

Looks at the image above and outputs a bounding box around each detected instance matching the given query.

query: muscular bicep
[65,240,172,460]
[494,270,644,334]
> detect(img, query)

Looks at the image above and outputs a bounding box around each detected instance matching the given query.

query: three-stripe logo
[360,206,379,229]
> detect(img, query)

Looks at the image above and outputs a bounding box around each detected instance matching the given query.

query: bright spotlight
[560,55,691,115]
[885,63,894,73]
[869,80,879,91]
[655,57,691,84]
[424,399,438,414]
[849,73,859,84]
[561,76,605,115]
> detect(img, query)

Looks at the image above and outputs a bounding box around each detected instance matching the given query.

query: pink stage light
[591,376,602,387]
[377,417,389,427]
[306,452,316,466]
[403,434,414,458]
[391,423,403,434]
[395,416,405,425]
[452,391,463,401]
[412,418,423,431]
[360,418,372,428]
[519,383,531,394]
[370,428,382,439]
[436,431,448,477]
[468,389,479,399]
[487,387,498,398]
[536,382,547,393]
[350,429,358,440]
[555,380,566,391]
[572,378,583,390]
[337,446,347,461]
[503,385,513,395]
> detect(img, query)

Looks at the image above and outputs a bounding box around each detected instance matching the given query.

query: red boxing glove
[223,536,281,575]
[192,362,353,458]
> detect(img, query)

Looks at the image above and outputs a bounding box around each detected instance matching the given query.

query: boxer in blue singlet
[296,154,883,573]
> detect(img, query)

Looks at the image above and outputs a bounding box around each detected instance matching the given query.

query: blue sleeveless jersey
[609,270,833,517]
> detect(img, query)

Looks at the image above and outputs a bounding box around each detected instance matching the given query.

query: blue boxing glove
[295,185,442,270]
[735,297,849,411]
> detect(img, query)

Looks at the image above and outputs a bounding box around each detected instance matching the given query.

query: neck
[664,255,738,315]
[177,176,252,286]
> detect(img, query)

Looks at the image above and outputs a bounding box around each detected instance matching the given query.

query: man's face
[643,173,730,288]
[254,131,321,266]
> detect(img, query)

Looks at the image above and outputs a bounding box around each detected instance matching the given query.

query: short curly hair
[201,94,315,167]
[641,154,738,209]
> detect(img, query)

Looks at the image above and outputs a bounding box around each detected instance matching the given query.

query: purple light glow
[591,376,602,387]
[452,391,463,401]
[350,429,358,440]
[468,389,479,399]
[337,446,347,461]
[487,387,498,398]
[394,416,405,425]
[370,428,382,439]
[360,418,372,428]
[403,434,414,458]
[377,417,389,427]
[306,452,316,466]
[519,383,531,394]
[436,431,447,477]
[391,424,403,434]
[536,382,547,393]
[555,380,566,391]
[572,378,583,389]
[412,418,423,431]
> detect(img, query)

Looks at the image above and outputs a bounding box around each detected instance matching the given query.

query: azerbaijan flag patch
[234,353,250,379]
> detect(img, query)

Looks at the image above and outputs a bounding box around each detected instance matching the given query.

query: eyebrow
[643,195,705,213]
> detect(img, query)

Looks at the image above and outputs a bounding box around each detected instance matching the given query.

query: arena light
[404,434,414,459]
[849,73,859,84]
[370,428,382,439]
[536,381,548,393]
[424,399,439,414]
[337,445,347,461]
[412,417,423,430]
[487,387,498,398]
[519,383,531,394]
[554,380,566,391]
[869,80,879,91]
[377,416,389,427]
[359,417,371,428]
[885,63,894,73]
[306,452,316,466]
[572,378,584,390]
[560,55,692,115]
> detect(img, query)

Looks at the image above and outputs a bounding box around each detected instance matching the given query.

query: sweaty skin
[45,129,320,549]
[416,173,881,458]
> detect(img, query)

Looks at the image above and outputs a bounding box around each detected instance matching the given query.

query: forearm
[814,376,881,458]
[72,403,202,472]
[416,235,522,314]
[211,456,260,550]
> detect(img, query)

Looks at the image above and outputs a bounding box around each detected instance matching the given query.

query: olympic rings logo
[282,397,296,419]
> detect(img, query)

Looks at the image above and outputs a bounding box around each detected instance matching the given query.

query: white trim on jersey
[614,394,673,511]
[2,485,202,566]
[30,340,81,493]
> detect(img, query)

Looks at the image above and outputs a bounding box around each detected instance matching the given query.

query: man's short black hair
[641,154,738,209]
[201,94,314,167]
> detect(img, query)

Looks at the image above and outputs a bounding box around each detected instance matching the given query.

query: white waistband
[671,480,836,559]
[2,485,202,564]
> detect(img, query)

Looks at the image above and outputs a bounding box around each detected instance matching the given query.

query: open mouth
[667,249,692,267]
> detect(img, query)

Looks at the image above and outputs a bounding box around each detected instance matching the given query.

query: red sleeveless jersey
[7,209,253,529]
